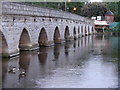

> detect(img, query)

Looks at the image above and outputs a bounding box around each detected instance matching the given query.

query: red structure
[105,10,114,24]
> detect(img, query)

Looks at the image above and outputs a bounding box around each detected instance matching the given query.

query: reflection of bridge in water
[0,2,96,57]
[2,35,118,88]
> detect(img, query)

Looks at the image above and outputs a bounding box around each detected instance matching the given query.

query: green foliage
[25,2,63,10]
[81,2,108,17]
[25,2,85,15]
[66,2,84,15]
[103,0,120,2]
[23,1,120,20]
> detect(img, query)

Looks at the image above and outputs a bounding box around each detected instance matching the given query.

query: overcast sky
[90,0,103,2]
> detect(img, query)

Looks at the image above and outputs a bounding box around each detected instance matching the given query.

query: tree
[25,2,85,15]
[103,0,120,2]
[25,2,63,10]
[81,2,108,18]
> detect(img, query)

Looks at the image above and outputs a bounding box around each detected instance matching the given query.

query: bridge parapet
[2,2,93,25]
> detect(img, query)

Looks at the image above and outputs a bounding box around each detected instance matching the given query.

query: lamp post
[44,0,46,7]
[73,7,77,13]
[65,0,67,11]
[65,0,71,11]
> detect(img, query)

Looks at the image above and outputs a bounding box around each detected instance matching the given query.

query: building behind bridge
[92,10,115,31]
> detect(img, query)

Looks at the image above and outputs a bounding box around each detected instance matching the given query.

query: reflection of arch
[64,26,70,41]
[38,28,48,47]
[54,27,61,44]
[84,37,87,46]
[78,26,80,38]
[64,42,70,56]
[73,42,76,48]
[54,45,60,59]
[0,31,9,57]
[38,47,48,65]
[19,28,32,50]
[73,27,77,40]
[19,51,31,72]
[81,38,83,47]
[78,40,80,47]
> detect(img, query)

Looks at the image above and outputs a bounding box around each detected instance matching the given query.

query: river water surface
[1,35,119,88]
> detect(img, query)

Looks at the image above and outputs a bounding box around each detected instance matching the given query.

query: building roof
[105,10,114,15]
[109,22,120,28]
[94,20,109,26]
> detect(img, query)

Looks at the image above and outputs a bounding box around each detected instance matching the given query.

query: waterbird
[19,69,26,78]
[8,65,16,73]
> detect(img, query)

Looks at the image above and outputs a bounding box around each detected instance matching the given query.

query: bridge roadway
[0,2,96,57]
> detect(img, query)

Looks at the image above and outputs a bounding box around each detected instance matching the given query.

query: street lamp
[73,7,77,13]
[65,0,67,11]
[73,7,77,11]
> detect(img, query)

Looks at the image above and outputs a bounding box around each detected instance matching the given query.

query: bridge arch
[92,27,94,34]
[87,26,90,35]
[0,31,9,57]
[73,27,77,40]
[54,27,61,44]
[19,28,32,50]
[38,27,48,47]
[64,26,70,41]
[81,26,83,36]
[85,26,87,36]
[88,26,91,35]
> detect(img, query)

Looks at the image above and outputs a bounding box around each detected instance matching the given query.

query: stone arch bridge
[0,2,96,57]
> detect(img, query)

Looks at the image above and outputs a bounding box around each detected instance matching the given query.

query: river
[1,34,119,89]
